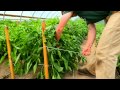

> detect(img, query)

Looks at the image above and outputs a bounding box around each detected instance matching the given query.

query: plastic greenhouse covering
[0,11,79,21]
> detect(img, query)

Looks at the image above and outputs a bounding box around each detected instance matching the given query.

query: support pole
[42,20,49,79]
[4,26,15,79]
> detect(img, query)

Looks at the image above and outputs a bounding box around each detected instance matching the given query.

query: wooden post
[4,26,15,79]
[42,20,49,79]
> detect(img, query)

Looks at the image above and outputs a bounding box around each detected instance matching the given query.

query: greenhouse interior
[0,11,120,79]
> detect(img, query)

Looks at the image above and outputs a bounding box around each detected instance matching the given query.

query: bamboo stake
[4,26,15,79]
[42,20,49,79]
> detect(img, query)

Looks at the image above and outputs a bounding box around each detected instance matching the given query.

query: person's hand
[82,45,92,56]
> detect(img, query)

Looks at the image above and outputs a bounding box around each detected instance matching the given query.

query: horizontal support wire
[41,46,80,54]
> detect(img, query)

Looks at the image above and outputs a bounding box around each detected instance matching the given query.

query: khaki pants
[81,11,120,79]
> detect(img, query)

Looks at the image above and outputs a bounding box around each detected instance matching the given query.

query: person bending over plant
[55,11,120,79]
[55,11,110,56]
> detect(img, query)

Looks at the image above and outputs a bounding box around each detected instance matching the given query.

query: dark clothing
[62,11,111,24]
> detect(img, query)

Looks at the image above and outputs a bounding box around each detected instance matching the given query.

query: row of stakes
[4,20,49,79]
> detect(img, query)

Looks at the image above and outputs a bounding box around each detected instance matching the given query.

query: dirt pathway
[0,59,40,79]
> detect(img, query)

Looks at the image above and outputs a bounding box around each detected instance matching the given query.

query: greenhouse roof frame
[0,11,62,21]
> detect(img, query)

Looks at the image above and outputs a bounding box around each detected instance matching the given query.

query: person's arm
[82,23,96,56]
[55,12,73,41]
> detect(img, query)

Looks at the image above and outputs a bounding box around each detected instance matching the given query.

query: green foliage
[44,19,88,78]
[0,18,88,79]
[95,23,105,45]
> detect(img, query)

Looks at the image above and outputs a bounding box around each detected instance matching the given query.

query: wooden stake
[4,26,15,79]
[42,20,49,79]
